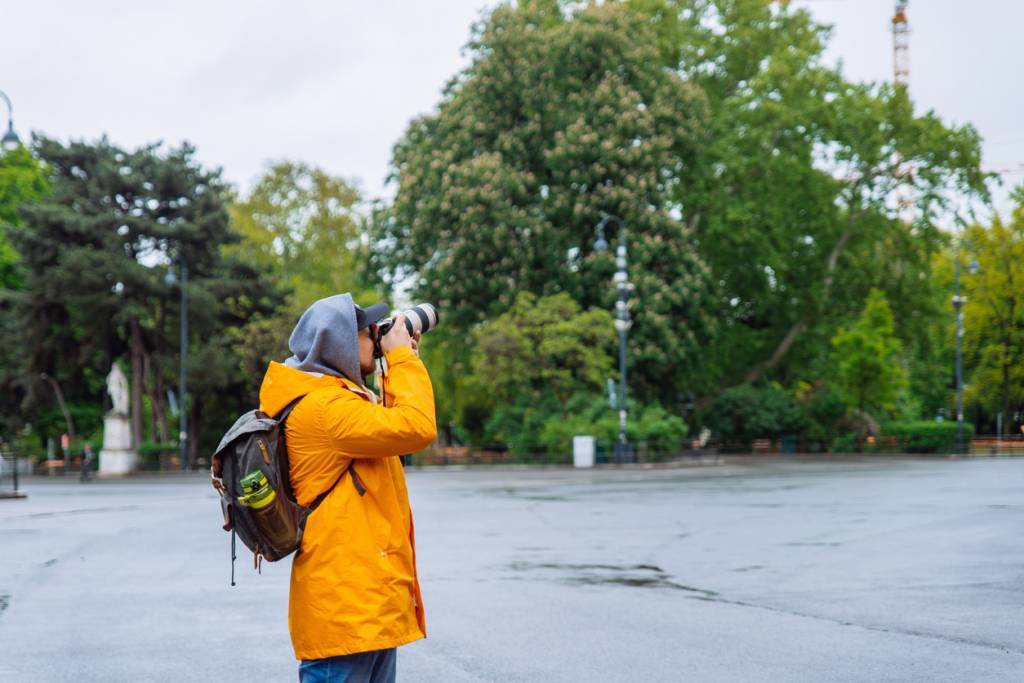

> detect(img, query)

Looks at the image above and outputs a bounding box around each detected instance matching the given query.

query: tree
[961,187,1024,436]
[469,291,615,409]
[0,146,50,438]
[8,136,268,462]
[374,1,714,404]
[626,0,989,394]
[229,161,378,313]
[831,289,907,418]
[0,146,49,289]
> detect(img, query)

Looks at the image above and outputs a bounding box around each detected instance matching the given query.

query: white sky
[2,0,1021,216]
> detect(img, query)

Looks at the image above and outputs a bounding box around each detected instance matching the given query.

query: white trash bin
[573,435,595,468]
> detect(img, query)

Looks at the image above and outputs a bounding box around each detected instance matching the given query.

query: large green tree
[8,136,279,463]
[229,161,378,313]
[627,0,989,397]
[961,187,1024,435]
[375,1,714,405]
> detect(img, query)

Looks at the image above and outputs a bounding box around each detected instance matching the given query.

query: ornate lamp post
[594,214,634,464]
[0,90,22,152]
[952,241,979,454]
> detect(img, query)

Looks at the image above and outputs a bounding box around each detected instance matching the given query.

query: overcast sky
[2,0,1021,216]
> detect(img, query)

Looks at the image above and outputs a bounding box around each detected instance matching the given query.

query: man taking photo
[258,293,436,683]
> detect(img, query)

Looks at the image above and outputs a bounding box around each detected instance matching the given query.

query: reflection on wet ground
[507,560,721,596]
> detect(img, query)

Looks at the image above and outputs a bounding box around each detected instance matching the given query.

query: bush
[793,382,846,451]
[704,385,801,451]
[534,394,688,457]
[831,421,973,454]
[631,403,689,453]
[883,421,974,454]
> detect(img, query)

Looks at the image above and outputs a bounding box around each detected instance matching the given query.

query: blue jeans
[298,648,396,683]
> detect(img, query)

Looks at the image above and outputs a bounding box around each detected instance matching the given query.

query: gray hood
[284,293,363,385]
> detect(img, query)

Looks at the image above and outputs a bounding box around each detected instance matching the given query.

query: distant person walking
[80,443,94,482]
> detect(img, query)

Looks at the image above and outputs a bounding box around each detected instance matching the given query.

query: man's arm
[321,346,437,458]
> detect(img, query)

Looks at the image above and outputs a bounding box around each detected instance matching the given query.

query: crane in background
[892,1,910,86]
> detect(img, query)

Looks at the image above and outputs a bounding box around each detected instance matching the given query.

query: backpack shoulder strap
[275,393,363,510]
[308,463,352,511]
[275,395,308,423]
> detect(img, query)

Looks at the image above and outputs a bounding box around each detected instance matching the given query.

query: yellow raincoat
[258,345,436,660]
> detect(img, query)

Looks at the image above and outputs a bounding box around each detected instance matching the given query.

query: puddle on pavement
[0,593,8,613]
[507,561,718,597]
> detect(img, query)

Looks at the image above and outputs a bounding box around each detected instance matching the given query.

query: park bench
[39,459,66,475]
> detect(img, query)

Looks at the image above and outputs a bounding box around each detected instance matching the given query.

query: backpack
[210,395,365,585]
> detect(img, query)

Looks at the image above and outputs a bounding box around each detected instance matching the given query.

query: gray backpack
[211,396,365,585]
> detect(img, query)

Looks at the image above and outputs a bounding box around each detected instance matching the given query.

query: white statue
[106,364,130,416]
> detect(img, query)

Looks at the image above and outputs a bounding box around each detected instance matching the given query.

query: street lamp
[0,90,22,152]
[594,214,634,464]
[952,241,979,455]
[165,261,189,470]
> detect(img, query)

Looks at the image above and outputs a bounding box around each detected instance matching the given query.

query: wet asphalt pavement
[1,456,1022,682]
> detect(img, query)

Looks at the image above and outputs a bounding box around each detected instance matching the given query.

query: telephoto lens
[377,303,439,338]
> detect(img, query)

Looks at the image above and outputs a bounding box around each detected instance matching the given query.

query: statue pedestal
[99,413,137,476]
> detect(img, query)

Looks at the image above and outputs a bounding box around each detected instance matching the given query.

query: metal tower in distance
[892,1,914,223]
[892,1,910,86]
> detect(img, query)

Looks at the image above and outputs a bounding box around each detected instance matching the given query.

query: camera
[374,303,439,357]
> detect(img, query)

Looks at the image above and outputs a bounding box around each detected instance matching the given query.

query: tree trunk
[142,351,155,443]
[129,317,146,449]
[40,373,76,441]
[150,301,170,443]
[146,351,170,443]
[188,394,201,470]
[1002,357,1010,439]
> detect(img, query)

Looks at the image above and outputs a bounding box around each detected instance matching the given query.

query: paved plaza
[1,457,1022,682]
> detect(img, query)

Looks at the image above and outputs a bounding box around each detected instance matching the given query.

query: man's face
[358,324,377,377]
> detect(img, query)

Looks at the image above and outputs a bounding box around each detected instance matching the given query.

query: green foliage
[625,0,988,393]
[469,291,615,407]
[704,384,801,450]
[831,289,907,416]
[3,136,285,460]
[630,402,689,453]
[376,1,714,402]
[454,291,616,453]
[0,145,49,289]
[229,161,380,313]
[792,381,846,449]
[833,421,972,454]
[489,392,687,457]
[536,394,619,455]
[959,187,1024,434]
[883,421,973,454]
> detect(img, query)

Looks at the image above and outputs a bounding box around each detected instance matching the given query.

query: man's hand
[410,331,422,357]
[380,313,413,354]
